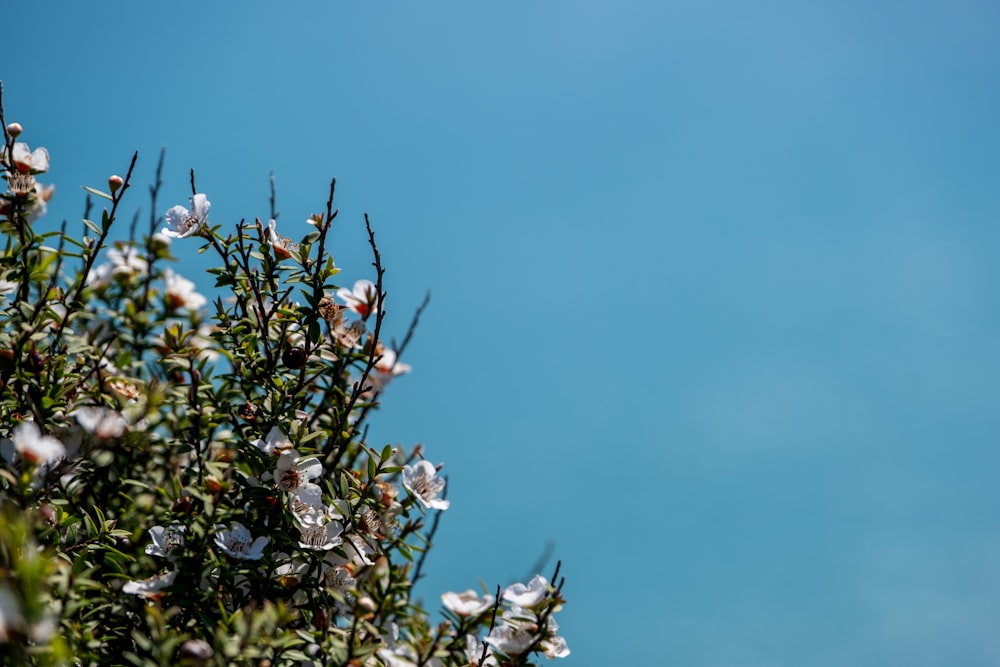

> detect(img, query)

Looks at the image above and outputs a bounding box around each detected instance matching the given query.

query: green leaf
[82,185,114,201]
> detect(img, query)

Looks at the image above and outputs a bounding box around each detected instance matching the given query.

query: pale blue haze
[5,1,1000,664]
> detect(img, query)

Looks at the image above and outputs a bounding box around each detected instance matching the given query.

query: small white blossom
[402,460,449,511]
[464,634,497,667]
[539,617,571,659]
[8,142,50,173]
[12,421,65,466]
[297,518,345,552]
[145,523,187,560]
[122,570,176,598]
[214,522,268,560]
[86,245,148,288]
[502,574,549,608]
[264,218,297,259]
[164,268,207,311]
[162,193,210,239]
[73,407,128,439]
[368,346,412,393]
[252,426,294,456]
[3,143,51,204]
[275,449,323,494]
[336,279,380,318]
[442,589,495,616]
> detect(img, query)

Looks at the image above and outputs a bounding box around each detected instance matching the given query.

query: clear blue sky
[6,1,1000,664]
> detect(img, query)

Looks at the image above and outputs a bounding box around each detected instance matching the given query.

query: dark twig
[392,290,430,362]
[325,213,384,470]
[479,586,503,667]
[411,477,447,585]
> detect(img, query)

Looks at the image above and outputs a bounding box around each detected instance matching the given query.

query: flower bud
[204,475,222,494]
[179,638,213,666]
[6,122,22,138]
[108,174,124,193]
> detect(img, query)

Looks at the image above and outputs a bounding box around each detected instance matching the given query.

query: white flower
[442,589,495,616]
[190,324,220,362]
[289,488,346,551]
[484,626,533,658]
[402,460,449,511]
[275,449,323,494]
[336,279,380,318]
[502,575,549,608]
[288,483,328,523]
[214,522,268,560]
[3,143,51,205]
[297,518,345,552]
[252,426,294,456]
[369,346,412,393]
[264,218,297,259]
[327,533,376,569]
[464,634,497,667]
[122,570,177,598]
[162,193,210,239]
[145,523,187,560]
[485,605,569,660]
[7,142,50,173]
[539,617,570,659]
[73,407,128,439]
[163,268,207,311]
[376,624,441,667]
[12,421,65,465]
[86,245,148,288]
[25,182,54,221]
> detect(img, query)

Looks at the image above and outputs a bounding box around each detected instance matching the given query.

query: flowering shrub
[0,85,568,666]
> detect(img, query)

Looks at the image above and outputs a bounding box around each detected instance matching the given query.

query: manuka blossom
[86,245,148,288]
[442,589,495,617]
[538,617,571,659]
[264,218,297,260]
[11,421,65,466]
[485,605,570,660]
[8,142,50,174]
[144,523,187,560]
[275,449,323,494]
[370,346,412,391]
[162,193,210,239]
[297,517,345,552]
[4,142,48,193]
[502,574,549,608]
[163,268,207,311]
[464,634,497,667]
[122,570,177,598]
[336,279,380,318]
[73,407,128,439]
[288,483,328,523]
[289,488,345,551]
[214,522,268,560]
[402,460,449,510]
[252,426,294,456]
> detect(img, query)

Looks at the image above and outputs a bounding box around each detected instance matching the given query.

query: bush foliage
[0,84,568,667]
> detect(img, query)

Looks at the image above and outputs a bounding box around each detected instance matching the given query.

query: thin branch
[392,290,430,361]
[412,477,447,585]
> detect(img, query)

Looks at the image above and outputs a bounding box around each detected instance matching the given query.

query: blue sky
[6,1,1000,664]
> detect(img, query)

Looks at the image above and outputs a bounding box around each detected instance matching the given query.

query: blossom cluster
[0,96,568,666]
